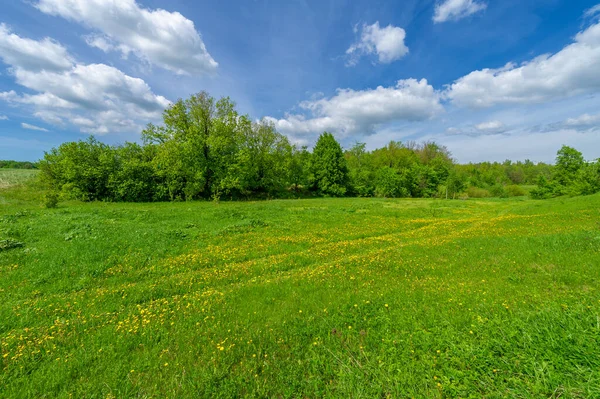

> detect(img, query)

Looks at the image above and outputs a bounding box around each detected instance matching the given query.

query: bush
[465,186,491,198]
[490,184,509,198]
[43,192,60,208]
[506,185,526,197]
[530,175,559,199]
[374,167,409,198]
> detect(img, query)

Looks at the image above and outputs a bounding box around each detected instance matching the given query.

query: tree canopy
[37,92,600,202]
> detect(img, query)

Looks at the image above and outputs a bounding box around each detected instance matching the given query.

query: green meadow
[1,175,599,398]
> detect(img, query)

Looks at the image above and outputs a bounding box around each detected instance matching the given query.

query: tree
[108,143,156,202]
[530,175,557,199]
[446,169,467,199]
[346,142,374,197]
[235,120,292,198]
[39,136,115,201]
[288,145,310,193]
[308,132,349,196]
[554,145,584,186]
[142,92,216,200]
[574,160,600,196]
[374,167,408,198]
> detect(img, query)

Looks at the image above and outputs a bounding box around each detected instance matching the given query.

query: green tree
[575,160,600,195]
[308,132,349,196]
[530,175,558,199]
[346,142,375,197]
[233,120,292,198]
[39,136,115,201]
[374,166,408,198]
[142,92,216,200]
[554,145,585,187]
[288,145,310,193]
[108,143,156,202]
[446,169,467,199]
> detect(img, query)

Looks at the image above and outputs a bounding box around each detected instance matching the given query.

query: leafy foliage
[308,132,349,196]
[35,92,599,202]
[42,192,60,209]
[0,160,37,169]
[530,146,600,199]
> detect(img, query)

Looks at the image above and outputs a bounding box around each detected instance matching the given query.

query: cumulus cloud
[265,79,442,140]
[0,115,8,120]
[433,0,487,23]
[0,23,73,72]
[13,64,170,113]
[22,122,49,132]
[35,0,218,75]
[446,21,600,107]
[1,90,76,109]
[0,29,170,135]
[346,22,409,66]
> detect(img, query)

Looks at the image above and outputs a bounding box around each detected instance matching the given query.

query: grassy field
[1,177,599,398]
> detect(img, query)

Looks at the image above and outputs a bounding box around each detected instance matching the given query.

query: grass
[1,177,599,398]
[0,169,38,190]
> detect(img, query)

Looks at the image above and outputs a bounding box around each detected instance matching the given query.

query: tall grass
[0,169,38,189]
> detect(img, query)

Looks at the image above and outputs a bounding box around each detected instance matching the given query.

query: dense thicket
[530,146,600,198]
[0,160,37,169]
[38,92,600,202]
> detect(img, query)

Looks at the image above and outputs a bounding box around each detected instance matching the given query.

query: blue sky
[1,0,600,163]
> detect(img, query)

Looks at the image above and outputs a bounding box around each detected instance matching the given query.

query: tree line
[0,160,38,169]
[37,92,600,202]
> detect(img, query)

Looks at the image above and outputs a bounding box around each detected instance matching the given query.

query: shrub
[43,192,60,209]
[374,167,409,198]
[490,184,509,198]
[506,185,526,197]
[465,186,491,198]
[530,175,559,199]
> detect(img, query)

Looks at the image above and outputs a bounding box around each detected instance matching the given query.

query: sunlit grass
[1,184,599,397]
[0,169,38,189]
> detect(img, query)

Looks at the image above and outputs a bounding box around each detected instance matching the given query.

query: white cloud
[265,78,442,140]
[436,128,600,163]
[0,115,8,120]
[445,120,507,137]
[1,90,77,109]
[564,113,600,128]
[34,110,66,126]
[35,0,218,75]
[22,122,49,132]
[12,64,170,113]
[0,29,170,135]
[446,21,600,107]
[475,120,506,132]
[585,4,600,19]
[346,22,408,66]
[0,23,73,72]
[84,34,115,53]
[433,0,487,23]
[537,112,600,133]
